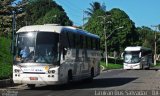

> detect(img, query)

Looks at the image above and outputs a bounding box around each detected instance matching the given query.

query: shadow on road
[149,67,160,71]
[26,77,137,90]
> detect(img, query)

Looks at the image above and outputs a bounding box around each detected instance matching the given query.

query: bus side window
[60,31,68,60]
[69,32,75,48]
[60,31,69,48]
[92,38,96,50]
[87,36,91,49]
[95,39,98,50]
[80,35,83,49]
[76,34,80,49]
[98,39,100,50]
[83,36,86,49]
[91,38,93,50]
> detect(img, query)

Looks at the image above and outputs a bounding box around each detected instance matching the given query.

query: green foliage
[0,0,15,37]
[0,63,12,79]
[136,26,155,51]
[100,61,123,69]
[36,8,72,25]
[84,2,159,56]
[84,1,106,17]
[85,8,139,54]
[108,8,139,52]
[0,37,12,79]
[85,9,106,50]
[23,0,72,26]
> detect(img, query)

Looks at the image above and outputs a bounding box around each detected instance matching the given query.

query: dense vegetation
[84,2,160,57]
[0,37,12,79]
[0,0,72,37]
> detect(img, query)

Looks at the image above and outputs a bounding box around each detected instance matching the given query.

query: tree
[36,8,72,26]
[85,9,106,50]
[108,8,139,53]
[0,0,15,37]
[14,0,29,29]
[84,2,106,20]
[0,0,73,38]
[23,0,72,26]
[85,7,139,56]
[136,26,155,52]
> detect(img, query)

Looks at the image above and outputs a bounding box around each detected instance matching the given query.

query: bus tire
[85,68,94,82]
[146,64,150,70]
[141,64,144,70]
[27,84,35,89]
[91,68,94,78]
[67,70,72,83]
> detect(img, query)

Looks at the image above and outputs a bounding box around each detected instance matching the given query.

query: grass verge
[100,61,123,70]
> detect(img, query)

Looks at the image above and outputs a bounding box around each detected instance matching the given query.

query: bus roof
[17,25,99,39]
[124,46,151,51]
[17,25,64,33]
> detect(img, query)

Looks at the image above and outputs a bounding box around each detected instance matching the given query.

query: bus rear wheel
[84,68,94,82]
[67,70,73,83]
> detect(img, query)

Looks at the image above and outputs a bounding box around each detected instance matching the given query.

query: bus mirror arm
[64,48,67,55]
[121,52,124,59]
[63,48,67,60]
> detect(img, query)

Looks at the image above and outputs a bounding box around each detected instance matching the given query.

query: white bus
[122,46,152,70]
[13,24,101,88]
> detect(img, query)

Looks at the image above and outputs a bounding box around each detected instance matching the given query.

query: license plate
[30,77,38,80]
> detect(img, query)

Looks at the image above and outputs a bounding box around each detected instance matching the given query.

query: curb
[0,79,14,88]
[100,65,105,72]
[101,68,123,72]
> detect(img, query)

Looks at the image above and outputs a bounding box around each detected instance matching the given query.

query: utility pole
[98,15,111,66]
[12,11,16,54]
[151,25,159,66]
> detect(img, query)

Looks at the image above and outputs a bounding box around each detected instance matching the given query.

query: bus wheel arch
[85,67,94,82]
[91,67,94,78]
[67,69,73,82]
[27,84,35,89]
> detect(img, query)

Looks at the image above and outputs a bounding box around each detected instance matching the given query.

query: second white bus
[122,46,152,70]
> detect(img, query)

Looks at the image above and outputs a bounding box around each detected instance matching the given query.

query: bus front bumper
[13,73,63,85]
[123,63,141,69]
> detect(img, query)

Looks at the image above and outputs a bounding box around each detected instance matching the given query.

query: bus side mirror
[121,52,124,59]
[63,48,67,60]
[139,52,141,58]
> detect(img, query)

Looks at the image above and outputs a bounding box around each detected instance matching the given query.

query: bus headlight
[48,70,55,74]
[14,69,21,73]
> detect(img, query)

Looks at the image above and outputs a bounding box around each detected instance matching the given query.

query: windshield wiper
[35,51,49,63]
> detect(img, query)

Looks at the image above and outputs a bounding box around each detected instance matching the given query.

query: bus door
[73,48,81,76]
[141,56,148,68]
[80,36,89,75]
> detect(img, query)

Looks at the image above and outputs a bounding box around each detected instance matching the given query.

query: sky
[55,0,160,29]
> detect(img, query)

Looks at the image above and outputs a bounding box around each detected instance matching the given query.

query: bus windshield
[124,51,140,63]
[14,32,59,65]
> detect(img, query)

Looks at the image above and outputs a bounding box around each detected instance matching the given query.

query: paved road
[1,68,160,96]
